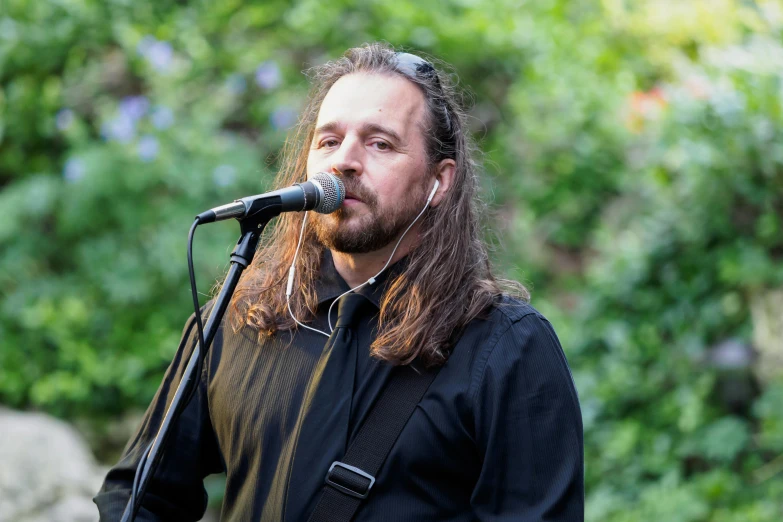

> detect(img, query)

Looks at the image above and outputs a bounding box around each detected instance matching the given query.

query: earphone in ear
[288,176,444,336]
[426,179,440,205]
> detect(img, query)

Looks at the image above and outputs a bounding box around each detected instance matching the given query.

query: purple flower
[137,35,173,73]
[213,165,237,187]
[151,105,174,130]
[56,109,74,131]
[63,158,85,182]
[137,135,159,162]
[147,41,173,72]
[255,61,281,90]
[708,339,753,370]
[101,114,136,143]
[270,106,297,130]
[119,96,150,121]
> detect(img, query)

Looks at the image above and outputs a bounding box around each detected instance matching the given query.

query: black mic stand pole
[120,199,284,522]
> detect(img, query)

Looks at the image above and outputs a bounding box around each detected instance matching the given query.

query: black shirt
[94,253,584,521]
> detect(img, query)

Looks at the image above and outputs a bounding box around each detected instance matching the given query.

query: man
[95,43,584,521]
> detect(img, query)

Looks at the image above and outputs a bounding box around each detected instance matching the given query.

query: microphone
[196,172,345,224]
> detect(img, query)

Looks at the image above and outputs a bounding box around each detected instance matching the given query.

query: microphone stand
[120,198,285,522]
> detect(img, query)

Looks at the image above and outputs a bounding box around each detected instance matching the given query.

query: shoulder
[469,294,576,403]
[478,293,558,350]
[491,293,546,324]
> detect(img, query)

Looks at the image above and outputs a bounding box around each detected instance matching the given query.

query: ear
[429,158,456,207]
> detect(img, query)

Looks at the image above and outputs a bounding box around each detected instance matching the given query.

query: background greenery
[1,0,782,520]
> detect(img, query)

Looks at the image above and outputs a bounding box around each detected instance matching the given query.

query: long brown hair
[229,42,528,367]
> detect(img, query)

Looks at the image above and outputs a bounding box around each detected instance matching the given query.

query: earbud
[288,176,444,335]
[426,179,440,205]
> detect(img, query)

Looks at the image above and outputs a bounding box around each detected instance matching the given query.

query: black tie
[324,292,366,449]
[334,292,366,335]
[286,292,368,522]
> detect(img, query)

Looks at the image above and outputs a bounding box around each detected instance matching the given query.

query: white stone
[0,408,105,522]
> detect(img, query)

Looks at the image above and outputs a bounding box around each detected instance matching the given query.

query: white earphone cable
[286,213,331,338]
[288,179,440,336]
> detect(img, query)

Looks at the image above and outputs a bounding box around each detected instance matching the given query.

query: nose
[330,136,363,178]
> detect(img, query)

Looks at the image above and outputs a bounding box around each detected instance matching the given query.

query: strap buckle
[325,461,375,499]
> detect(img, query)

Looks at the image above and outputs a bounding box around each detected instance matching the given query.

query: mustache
[340,177,377,207]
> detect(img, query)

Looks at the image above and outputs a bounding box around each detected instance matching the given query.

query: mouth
[344,191,363,203]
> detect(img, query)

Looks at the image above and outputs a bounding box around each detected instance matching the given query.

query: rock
[0,407,106,522]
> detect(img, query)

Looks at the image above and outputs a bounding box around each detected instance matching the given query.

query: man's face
[306,72,432,254]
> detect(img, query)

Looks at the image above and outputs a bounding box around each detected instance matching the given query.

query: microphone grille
[311,172,345,214]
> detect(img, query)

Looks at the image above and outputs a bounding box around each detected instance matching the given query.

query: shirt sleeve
[470,312,584,521]
[93,308,224,521]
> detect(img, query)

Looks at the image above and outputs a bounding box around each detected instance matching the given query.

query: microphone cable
[127,176,438,517]
[125,218,207,522]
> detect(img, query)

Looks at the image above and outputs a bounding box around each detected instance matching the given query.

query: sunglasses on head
[393,52,452,132]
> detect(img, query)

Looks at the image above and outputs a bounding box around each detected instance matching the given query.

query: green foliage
[1,0,782,519]
[568,22,783,520]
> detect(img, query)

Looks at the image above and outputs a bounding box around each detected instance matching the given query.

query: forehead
[315,72,427,139]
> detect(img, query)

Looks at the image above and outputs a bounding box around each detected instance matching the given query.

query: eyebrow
[314,121,405,145]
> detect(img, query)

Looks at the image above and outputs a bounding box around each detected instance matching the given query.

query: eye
[320,138,340,148]
[371,140,391,151]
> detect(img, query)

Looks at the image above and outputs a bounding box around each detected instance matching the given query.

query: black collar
[314,250,409,309]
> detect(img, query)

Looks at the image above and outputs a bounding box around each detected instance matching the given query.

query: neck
[330,224,420,288]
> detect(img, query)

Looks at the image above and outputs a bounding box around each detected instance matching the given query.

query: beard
[311,176,429,254]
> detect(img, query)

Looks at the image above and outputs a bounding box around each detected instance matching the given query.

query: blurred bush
[1,0,782,520]
[571,33,783,520]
